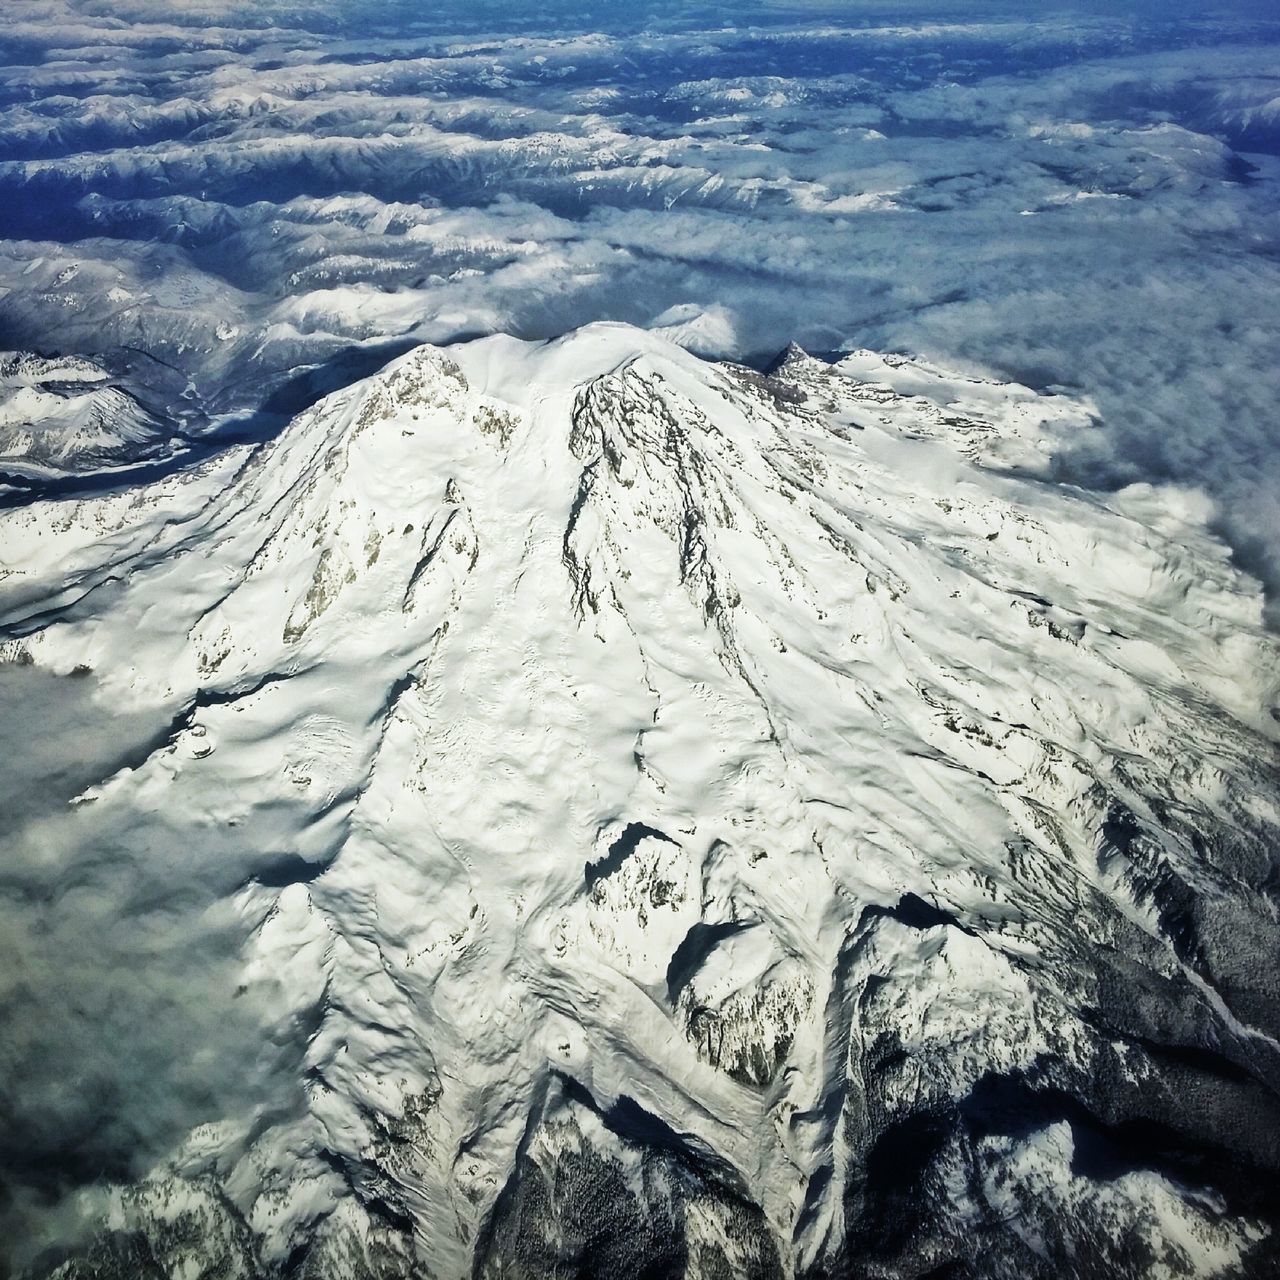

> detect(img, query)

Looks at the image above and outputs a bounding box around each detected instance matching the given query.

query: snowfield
[2,323,1278,1278]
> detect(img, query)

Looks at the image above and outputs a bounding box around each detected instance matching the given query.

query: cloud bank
[1,4,1277,580]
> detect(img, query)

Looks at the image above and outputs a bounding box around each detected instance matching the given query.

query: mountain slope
[0,352,172,486]
[2,323,1278,1279]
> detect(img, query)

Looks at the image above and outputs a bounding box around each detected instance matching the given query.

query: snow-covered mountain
[3,323,1279,1278]
[0,352,171,487]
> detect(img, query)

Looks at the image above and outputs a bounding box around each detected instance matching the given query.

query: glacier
[2,323,1279,1277]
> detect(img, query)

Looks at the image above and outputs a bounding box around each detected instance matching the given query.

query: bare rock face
[672,922,812,1087]
[475,1077,783,1280]
[3,323,1279,1278]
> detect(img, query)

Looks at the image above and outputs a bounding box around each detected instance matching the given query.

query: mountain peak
[5,323,1279,1278]
[762,338,812,375]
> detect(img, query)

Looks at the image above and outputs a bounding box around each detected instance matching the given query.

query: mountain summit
[4,324,1279,1278]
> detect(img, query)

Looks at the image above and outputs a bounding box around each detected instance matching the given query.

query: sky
[1,0,1279,1266]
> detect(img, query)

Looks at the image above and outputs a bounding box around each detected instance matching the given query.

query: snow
[2,324,1277,1276]
[0,351,170,480]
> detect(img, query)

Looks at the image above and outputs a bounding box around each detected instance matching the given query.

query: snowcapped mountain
[3,323,1279,1278]
[0,353,172,486]
[0,352,172,488]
